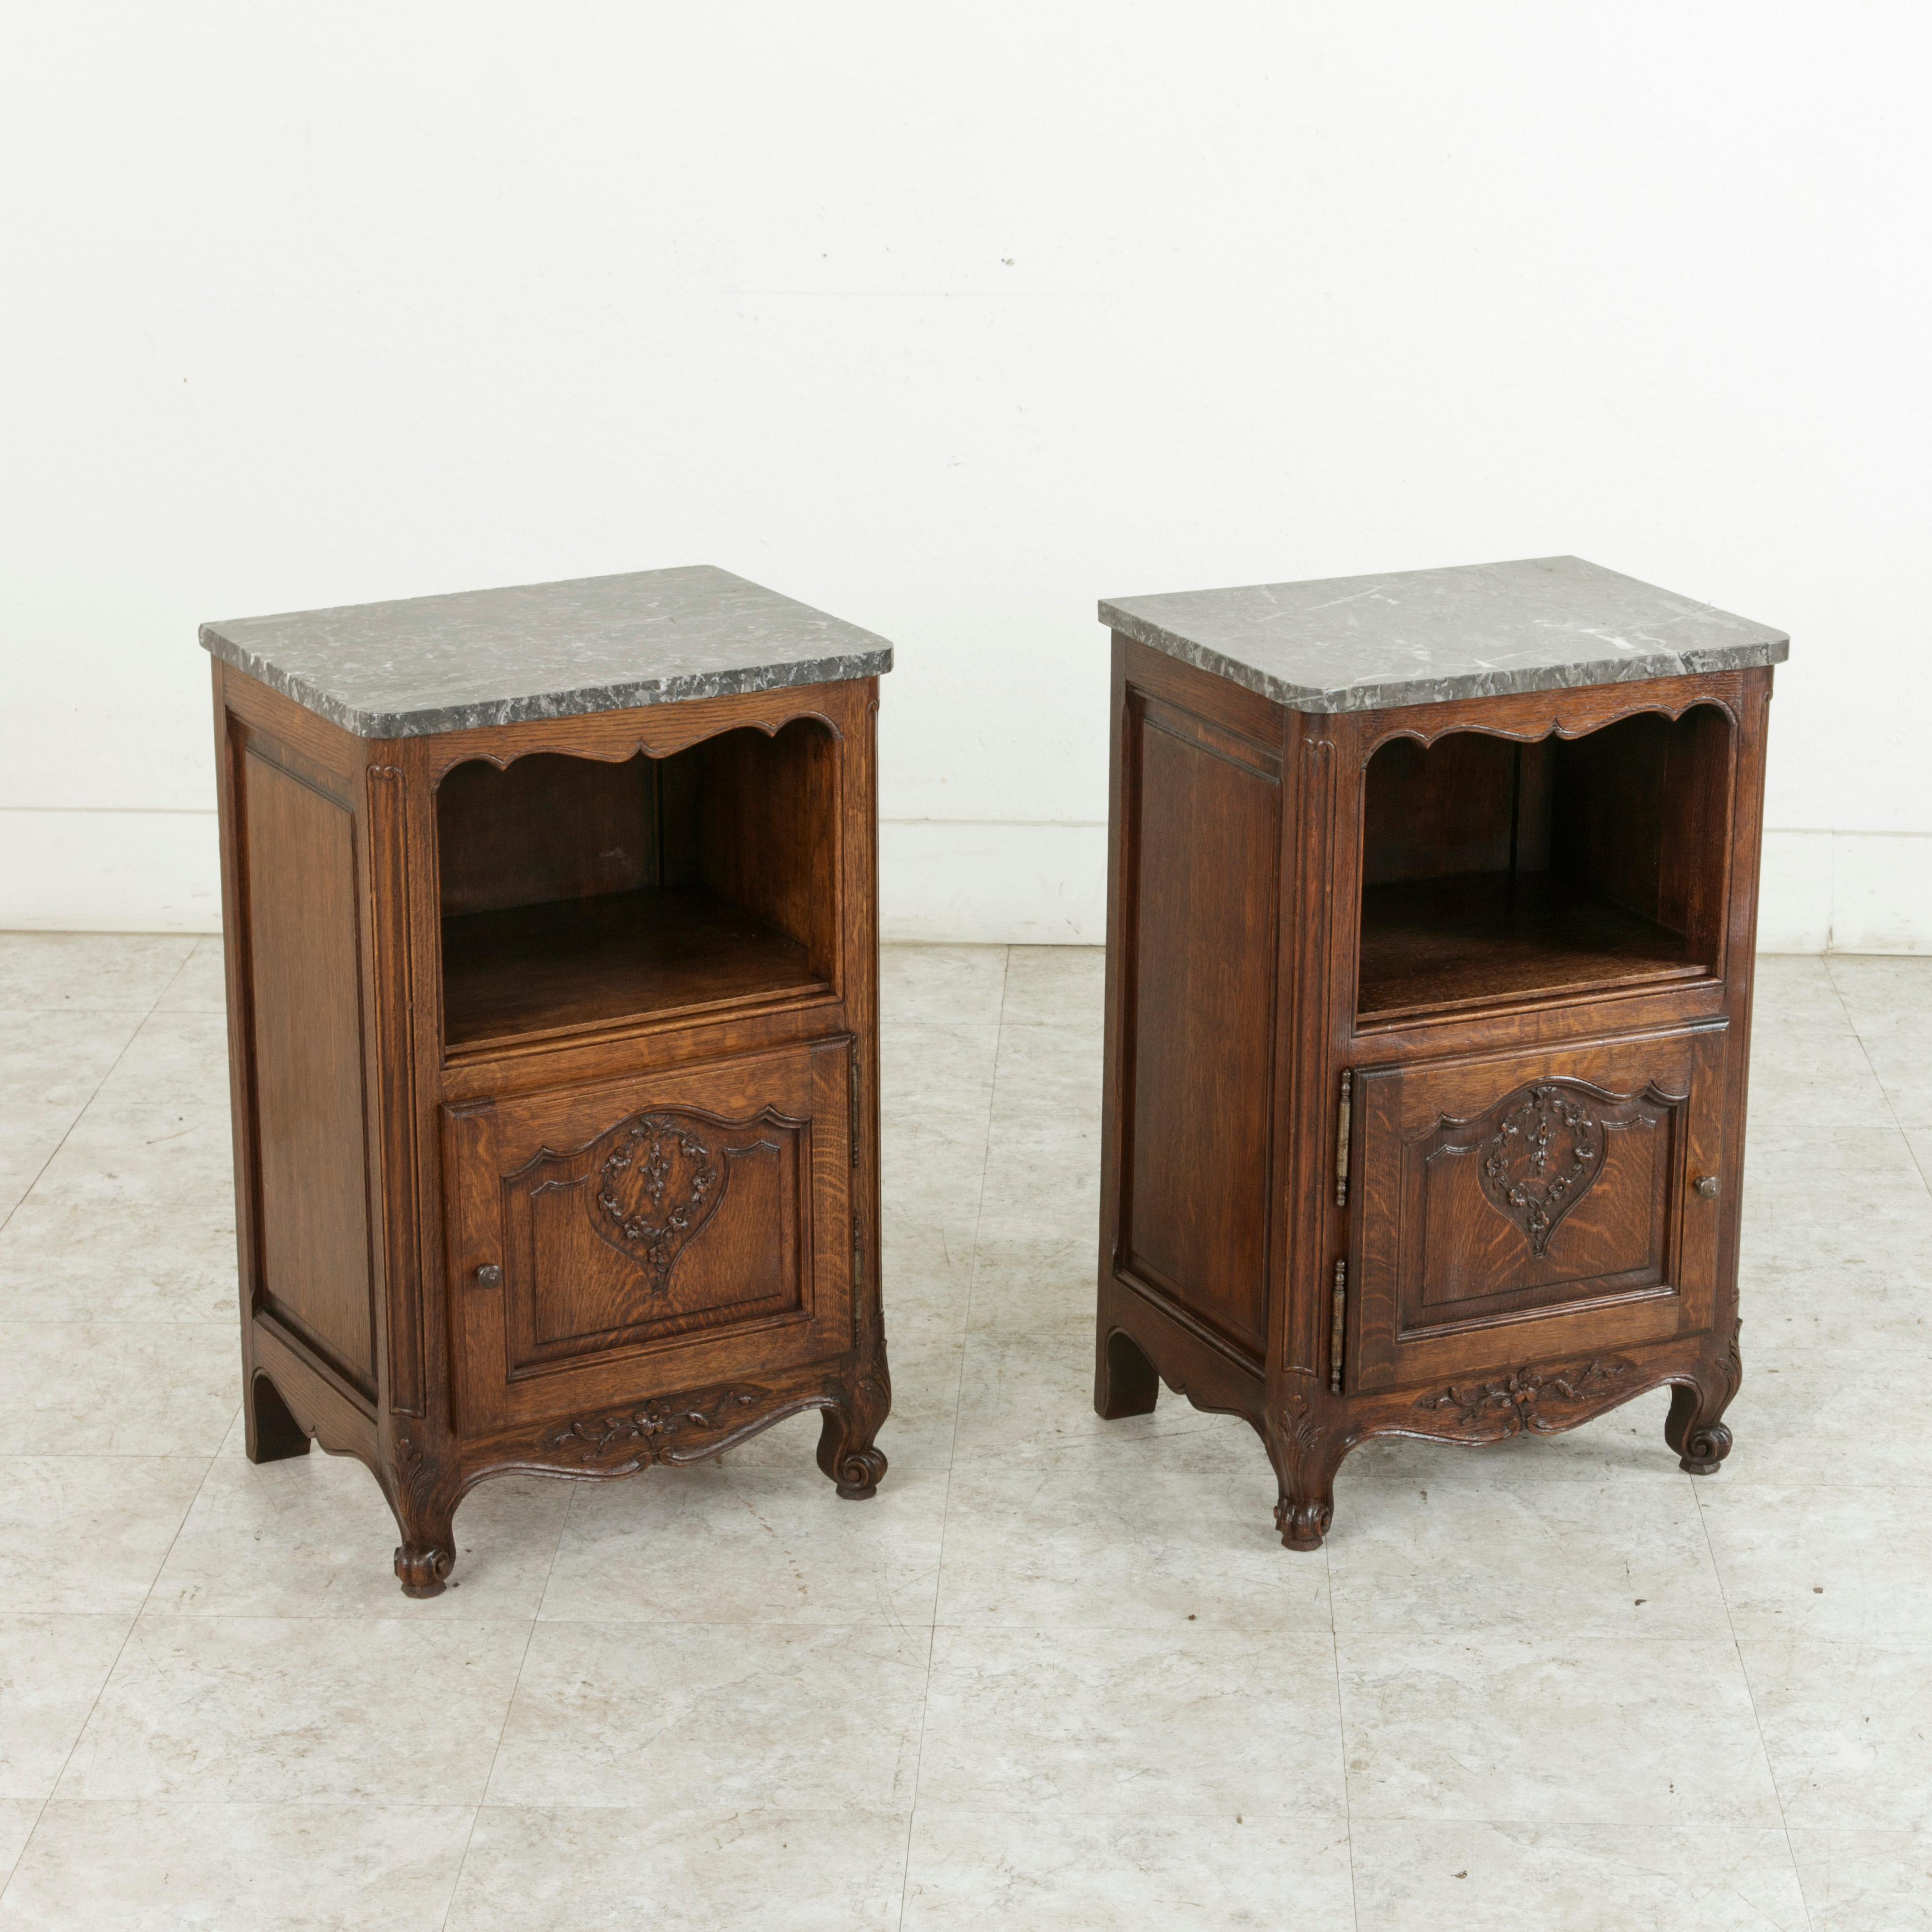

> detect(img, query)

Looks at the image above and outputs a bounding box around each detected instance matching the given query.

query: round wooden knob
[1694,1176,1721,1199]
[476,1263,504,1287]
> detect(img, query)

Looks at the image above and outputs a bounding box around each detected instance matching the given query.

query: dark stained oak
[238,745,376,1394]
[435,717,842,1056]
[1096,641,1771,1550]
[442,1038,851,1435]
[1345,1026,1727,1393]
[214,666,889,1597]
[1357,872,1705,1023]
[1116,691,1281,1358]
[1355,699,1734,1025]
[442,887,828,1053]
[435,750,658,917]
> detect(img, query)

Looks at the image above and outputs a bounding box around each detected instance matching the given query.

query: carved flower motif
[1416,1356,1634,1435]
[1478,1084,1604,1257]
[544,1388,762,1465]
[589,1114,725,1292]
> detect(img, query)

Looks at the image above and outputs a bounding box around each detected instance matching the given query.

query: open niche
[1356,706,1733,1025]
[437,720,838,1053]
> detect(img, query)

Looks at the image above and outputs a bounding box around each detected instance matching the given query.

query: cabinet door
[443,1038,855,1435]
[1347,1026,1727,1393]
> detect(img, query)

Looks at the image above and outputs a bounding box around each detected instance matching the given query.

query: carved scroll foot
[1666,1382,1736,1476]
[247,1372,312,1465]
[394,1536,455,1599]
[1275,1492,1335,1553]
[834,1443,889,1499]
[1094,1326,1160,1421]
[818,1351,892,1501]
[1270,1382,1345,1553]
[816,1409,888,1499]
[386,1437,458,1599]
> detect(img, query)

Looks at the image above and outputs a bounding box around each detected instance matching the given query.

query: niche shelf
[1355,706,1733,1025]
[436,720,839,1054]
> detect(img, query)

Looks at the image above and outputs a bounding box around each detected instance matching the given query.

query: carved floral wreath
[589,1115,724,1292]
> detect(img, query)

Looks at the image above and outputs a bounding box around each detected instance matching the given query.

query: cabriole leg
[385,1440,459,1598]
[1666,1381,1736,1476]
[1269,1399,1348,1553]
[817,1353,891,1500]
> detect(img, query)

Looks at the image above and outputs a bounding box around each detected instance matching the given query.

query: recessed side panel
[241,746,376,1392]
[1118,694,1281,1359]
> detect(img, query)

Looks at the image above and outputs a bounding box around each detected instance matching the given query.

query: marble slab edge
[198,631,895,740]
[1097,602,1788,715]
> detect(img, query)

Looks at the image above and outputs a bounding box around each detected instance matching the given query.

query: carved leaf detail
[1416,1357,1635,1435]
[1477,1083,1605,1256]
[388,1434,446,1513]
[1282,1383,1325,1454]
[588,1114,726,1293]
[543,1387,765,1467]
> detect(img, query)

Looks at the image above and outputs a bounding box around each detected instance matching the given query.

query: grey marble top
[1099,556,1787,714]
[200,566,895,737]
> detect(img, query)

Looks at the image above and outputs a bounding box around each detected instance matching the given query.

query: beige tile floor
[0,935,1928,1929]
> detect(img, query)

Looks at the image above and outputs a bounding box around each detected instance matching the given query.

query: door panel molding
[443,1040,851,1431]
[1348,1026,1727,1393]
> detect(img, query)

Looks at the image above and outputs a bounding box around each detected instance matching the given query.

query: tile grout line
[0,1429,231,1904]
[1747,955,1932,1925]
[0,945,217,1903]
[1823,956,1932,1199]
[1697,954,1888,1927]
[0,948,195,1237]
[1689,1471,1814,1928]
[436,1485,575,1932]
[22,941,1909,1915]
[894,947,1010,1932]
[1325,1535,1363,1932]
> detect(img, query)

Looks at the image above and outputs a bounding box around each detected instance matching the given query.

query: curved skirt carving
[1412,1355,1637,1437]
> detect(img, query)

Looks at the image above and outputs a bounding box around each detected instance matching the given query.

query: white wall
[3,2,1928,948]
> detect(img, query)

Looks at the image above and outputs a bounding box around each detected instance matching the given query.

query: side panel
[1116,690,1281,1359]
[240,745,377,1392]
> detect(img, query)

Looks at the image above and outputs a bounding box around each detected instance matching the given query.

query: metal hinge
[849,1054,862,1169]
[1334,1069,1353,1207]
[1329,1258,1348,1394]
[852,1211,864,1289]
